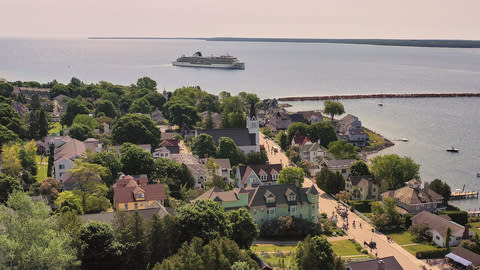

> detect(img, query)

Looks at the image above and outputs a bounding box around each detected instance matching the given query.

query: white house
[298,142,326,163]
[54,138,86,180]
[411,211,474,247]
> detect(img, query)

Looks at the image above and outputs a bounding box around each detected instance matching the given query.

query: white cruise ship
[172,51,245,70]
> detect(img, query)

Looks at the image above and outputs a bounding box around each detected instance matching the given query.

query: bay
[1,38,479,210]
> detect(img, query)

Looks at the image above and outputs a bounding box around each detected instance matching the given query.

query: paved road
[260,133,439,270]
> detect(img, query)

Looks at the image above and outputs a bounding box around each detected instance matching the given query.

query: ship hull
[172,61,245,70]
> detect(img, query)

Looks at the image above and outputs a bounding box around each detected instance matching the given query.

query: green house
[194,184,319,228]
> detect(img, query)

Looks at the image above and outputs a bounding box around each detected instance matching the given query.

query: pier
[277,92,480,102]
[450,191,479,200]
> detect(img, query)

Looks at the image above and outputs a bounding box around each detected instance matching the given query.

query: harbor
[450,191,479,200]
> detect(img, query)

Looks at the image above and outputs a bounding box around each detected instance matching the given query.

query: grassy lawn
[251,244,296,269]
[386,231,415,245]
[470,222,480,235]
[404,244,442,255]
[363,128,385,149]
[49,122,62,135]
[35,155,48,182]
[330,239,369,258]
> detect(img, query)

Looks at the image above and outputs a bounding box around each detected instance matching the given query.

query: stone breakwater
[277,92,480,101]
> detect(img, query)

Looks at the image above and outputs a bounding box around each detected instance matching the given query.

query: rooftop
[197,128,256,146]
[411,211,466,238]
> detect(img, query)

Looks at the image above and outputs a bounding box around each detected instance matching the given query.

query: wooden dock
[450,191,479,200]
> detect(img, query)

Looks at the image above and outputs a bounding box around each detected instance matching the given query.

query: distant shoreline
[277,92,480,101]
[87,37,480,48]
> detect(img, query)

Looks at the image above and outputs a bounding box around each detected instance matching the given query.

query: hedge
[415,248,449,259]
[351,200,373,213]
[441,210,468,226]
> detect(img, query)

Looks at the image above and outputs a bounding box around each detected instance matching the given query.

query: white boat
[400,138,408,142]
[446,147,459,153]
[172,51,245,69]
[377,103,383,106]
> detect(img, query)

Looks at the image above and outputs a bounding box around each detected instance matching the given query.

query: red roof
[159,139,178,147]
[114,183,166,204]
[293,131,311,146]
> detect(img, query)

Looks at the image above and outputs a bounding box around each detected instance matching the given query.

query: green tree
[446,227,452,250]
[79,221,122,270]
[163,100,199,129]
[371,197,402,231]
[1,143,21,177]
[286,122,310,144]
[19,148,37,175]
[222,111,246,128]
[429,179,451,203]
[198,94,220,113]
[315,168,345,195]
[204,111,214,129]
[39,177,62,200]
[147,215,182,267]
[0,102,26,138]
[144,92,166,109]
[130,97,153,114]
[295,235,335,270]
[216,137,243,166]
[323,100,345,121]
[327,140,359,159]
[86,151,122,187]
[260,127,273,138]
[275,130,288,151]
[176,199,231,243]
[69,123,95,141]
[350,160,371,176]
[231,261,255,270]
[72,114,98,130]
[0,124,19,147]
[61,96,89,126]
[191,134,216,158]
[112,211,147,270]
[370,154,420,190]
[245,151,268,165]
[120,143,154,176]
[38,108,49,138]
[408,224,428,243]
[95,99,117,118]
[47,143,54,177]
[136,76,157,90]
[0,173,21,203]
[278,167,305,185]
[308,122,337,147]
[151,158,194,199]
[0,191,79,269]
[112,113,161,147]
[228,208,257,249]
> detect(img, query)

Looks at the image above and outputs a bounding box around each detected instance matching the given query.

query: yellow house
[113,174,166,211]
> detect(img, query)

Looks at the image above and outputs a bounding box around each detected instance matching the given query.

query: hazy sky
[2,0,479,39]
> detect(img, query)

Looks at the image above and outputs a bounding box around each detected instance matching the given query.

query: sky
[1,0,480,39]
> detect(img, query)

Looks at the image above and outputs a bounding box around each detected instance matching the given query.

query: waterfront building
[346,175,382,200]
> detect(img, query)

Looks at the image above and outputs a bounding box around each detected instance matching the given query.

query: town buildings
[346,175,382,200]
[337,114,369,147]
[381,179,444,214]
[411,211,474,247]
[113,174,167,211]
[235,163,283,188]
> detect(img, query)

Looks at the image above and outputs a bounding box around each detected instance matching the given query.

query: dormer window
[264,190,275,204]
[272,172,278,180]
[261,173,267,181]
[288,193,296,201]
[266,197,275,203]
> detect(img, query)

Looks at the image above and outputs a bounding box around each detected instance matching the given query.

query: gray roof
[411,211,466,238]
[450,246,480,267]
[348,175,381,186]
[197,128,256,146]
[298,142,325,153]
[214,158,231,169]
[54,138,86,161]
[79,204,171,224]
[382,185,443,206]
[248,184,316,208]
[322,159,356,170]
[348,256,403,270]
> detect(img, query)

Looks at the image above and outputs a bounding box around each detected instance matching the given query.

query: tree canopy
[370,154,420,190]
[429,179,451,203]
[191,134,216,158]
[0,191,79,269]
[278,167,305,185]
[216,137,243,166]
[61,96,89,126]
[323,100,345,121]
[136,77,157,90]
[350,160,371,176]
[120,143,154,176]
[295,235,335,270]
[327,140,359,159]
[112,114,161,147]
[315,168,345,195]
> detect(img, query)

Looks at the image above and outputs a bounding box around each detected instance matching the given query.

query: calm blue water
[1,38,479,210]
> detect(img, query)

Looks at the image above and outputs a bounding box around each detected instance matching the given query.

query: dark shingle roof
[238,164,283,185]
[411,211,465,238]
[248,184,313,208]
[197,128,255,146]
[450,246,480,266]
[349,256,403,270]
[348,175,381,186]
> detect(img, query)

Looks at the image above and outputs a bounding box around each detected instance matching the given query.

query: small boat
[446,147,459,153]
[400,138,408,142]
[476,172,480,177]
[378,103,383,107]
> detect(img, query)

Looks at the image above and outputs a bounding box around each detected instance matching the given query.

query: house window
[59,164,65,170]
[145,201,149,207]
[341,169,346,173]
[435,236,440,240]
[124,203,128,210]
[289,206,297,216]
[261,173,267,181]
[373,188,376,192]
[288,194,296,201]
[267,207,275,215]
[134,202,138,209]
[266,197,275,203]
[272,173,278,180]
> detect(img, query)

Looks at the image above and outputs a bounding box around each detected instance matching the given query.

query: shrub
[415,248,449,259]
[441,211,468,226]
[260,217,320,239]
[351,200,373,213]
[408,224,428,243]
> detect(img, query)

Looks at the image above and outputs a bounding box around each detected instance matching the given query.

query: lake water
[1,38,479,210]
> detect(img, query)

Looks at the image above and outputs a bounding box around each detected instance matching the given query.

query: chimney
[463,224,470,240]
[377,260,385,270]
[424,181,429,192]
